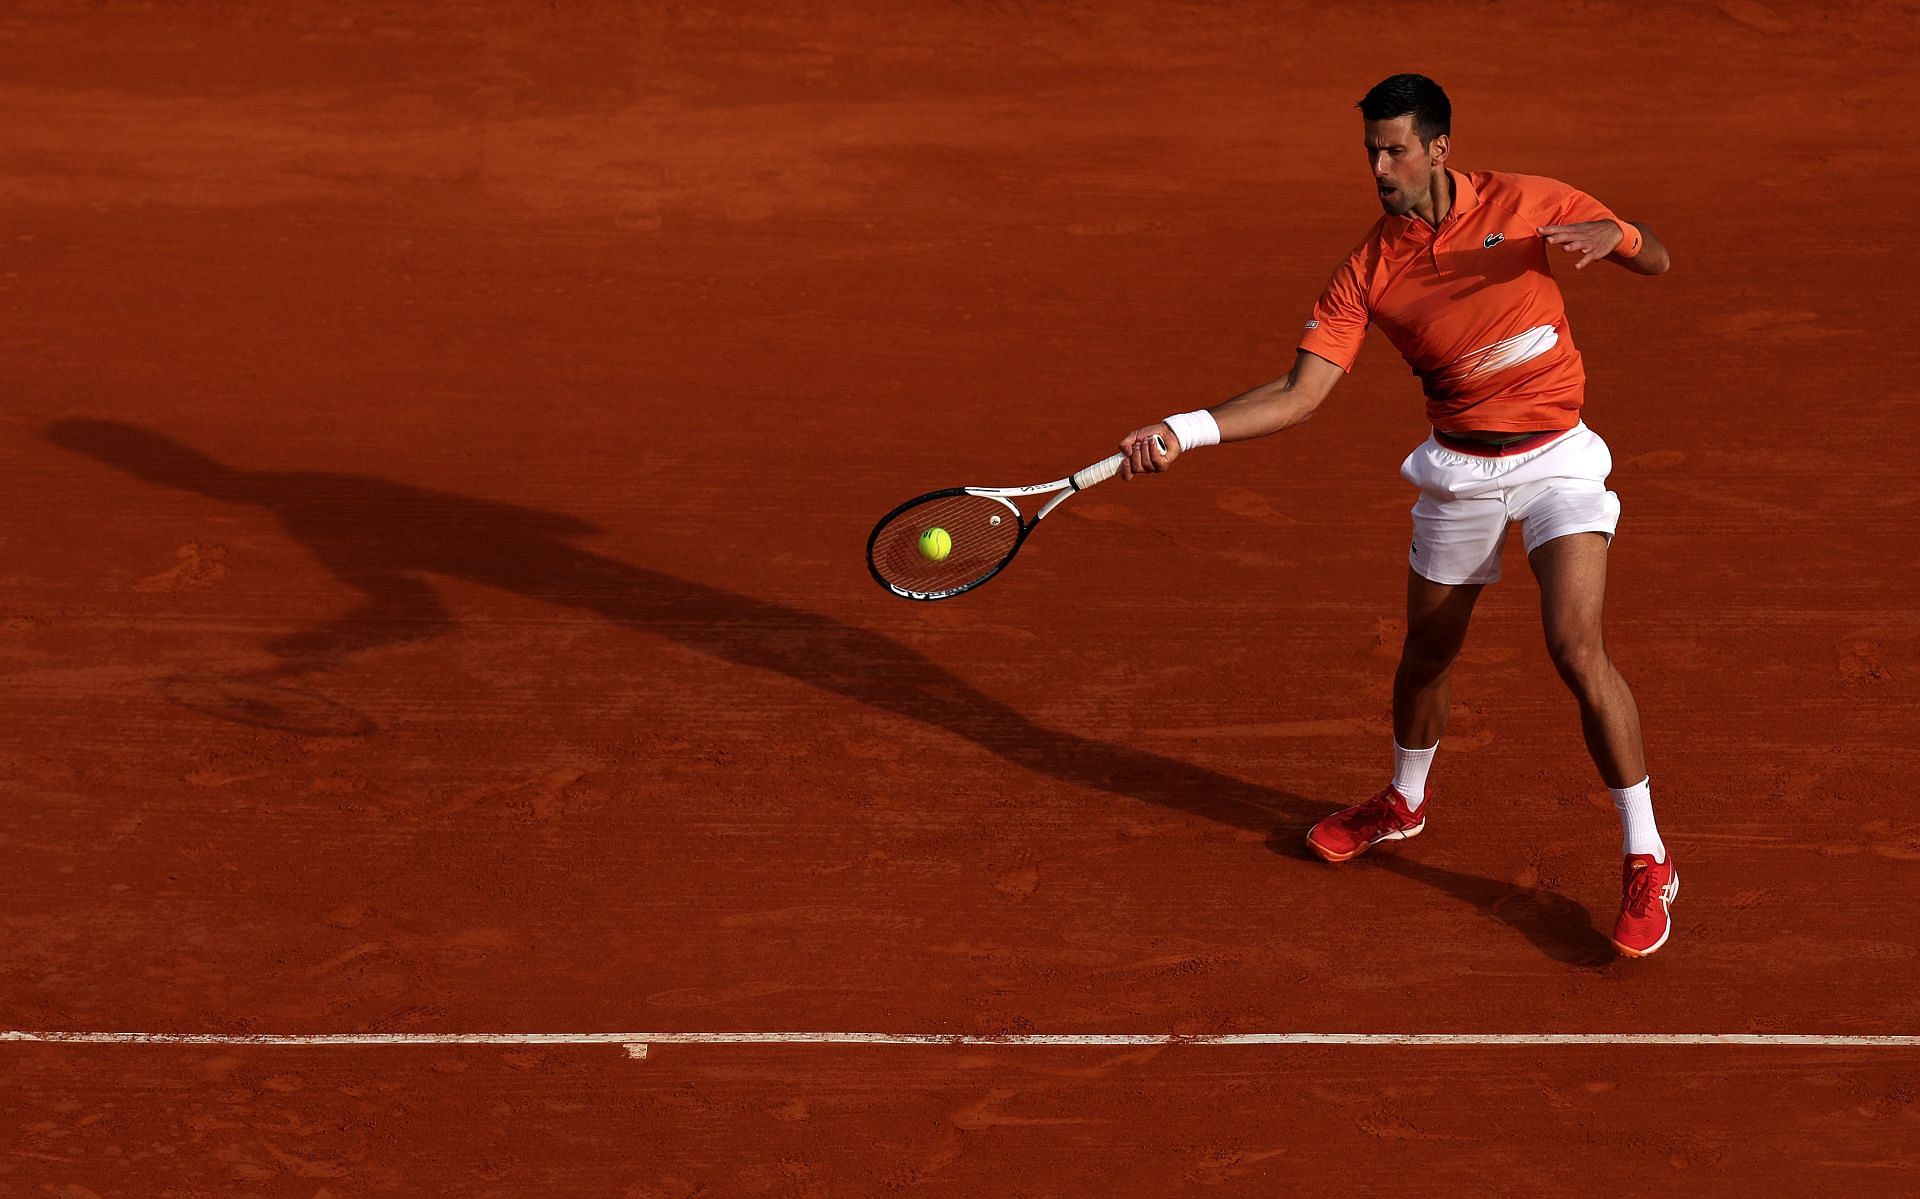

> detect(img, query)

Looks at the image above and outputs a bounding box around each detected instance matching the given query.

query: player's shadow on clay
[44,418,1611,966]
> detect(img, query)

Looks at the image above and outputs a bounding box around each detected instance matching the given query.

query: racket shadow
[44,418,1605,965]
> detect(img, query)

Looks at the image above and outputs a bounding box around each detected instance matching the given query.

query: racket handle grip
[1071,435,1167,491]
[1072,455,1124,491]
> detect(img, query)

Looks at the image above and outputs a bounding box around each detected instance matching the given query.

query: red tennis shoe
[1306,786,1426,863]
[1611,853,1679,958]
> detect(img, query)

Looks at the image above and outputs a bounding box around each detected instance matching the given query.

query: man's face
[1365,116,1448,216]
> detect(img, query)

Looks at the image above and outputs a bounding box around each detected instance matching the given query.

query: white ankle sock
[1610,776,1666,861]
[1392,741,1437,810]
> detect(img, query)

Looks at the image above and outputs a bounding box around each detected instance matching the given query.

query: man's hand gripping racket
[867,431,1175,601]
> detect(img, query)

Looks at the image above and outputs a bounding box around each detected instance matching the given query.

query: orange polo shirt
[1298,168,1631,434]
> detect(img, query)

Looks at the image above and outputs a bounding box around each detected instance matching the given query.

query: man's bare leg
[1527,532,1645,787]
[1531,530,1674,955]
[1393,568,1484,750]
[1304,568,1482,861]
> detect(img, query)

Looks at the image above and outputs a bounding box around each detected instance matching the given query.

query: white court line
[8,1030,1920,1061]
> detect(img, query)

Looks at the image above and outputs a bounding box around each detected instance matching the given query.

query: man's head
[1357,73,1451,217]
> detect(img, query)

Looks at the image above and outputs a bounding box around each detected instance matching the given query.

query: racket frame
[866,436,1163,601]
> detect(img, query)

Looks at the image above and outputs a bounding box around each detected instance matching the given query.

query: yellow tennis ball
[918,527,952,561]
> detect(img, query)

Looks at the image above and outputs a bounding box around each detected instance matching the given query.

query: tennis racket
[867,435,1166,601]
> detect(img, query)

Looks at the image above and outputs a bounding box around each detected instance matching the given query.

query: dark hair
[1357,74,1451,145]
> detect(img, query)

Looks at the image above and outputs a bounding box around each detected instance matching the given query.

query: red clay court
[4,2,1919,1194]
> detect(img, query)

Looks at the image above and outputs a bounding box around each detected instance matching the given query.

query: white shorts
[1399,423,1621,586]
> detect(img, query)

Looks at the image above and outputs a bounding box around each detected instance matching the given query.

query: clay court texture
[3,1,1918,1194]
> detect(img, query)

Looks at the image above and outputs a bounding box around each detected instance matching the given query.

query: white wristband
[1163,409,1220,452]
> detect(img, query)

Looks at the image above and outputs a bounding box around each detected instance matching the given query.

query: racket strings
[869,493,1020,595]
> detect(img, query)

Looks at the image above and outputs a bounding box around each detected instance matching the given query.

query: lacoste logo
[1483,233,1505,249]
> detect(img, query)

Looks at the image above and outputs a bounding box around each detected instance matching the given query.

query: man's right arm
[1117,350,1346,480]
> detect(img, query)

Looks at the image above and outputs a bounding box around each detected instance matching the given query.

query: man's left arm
[1538,219,1672,275]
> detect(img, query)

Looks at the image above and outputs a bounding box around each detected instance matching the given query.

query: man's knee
[1546,632,1611,694]
[1399,629,1465,684]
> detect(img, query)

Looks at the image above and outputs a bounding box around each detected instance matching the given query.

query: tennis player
[1116,74,1677,957]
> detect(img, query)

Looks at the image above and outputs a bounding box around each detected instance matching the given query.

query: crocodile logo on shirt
[1484,232,1506,249]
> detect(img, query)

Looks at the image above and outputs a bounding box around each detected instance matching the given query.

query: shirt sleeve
[1548,182,1618,225]
[1297,253,1369,372]
[1544,180,1644,258]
